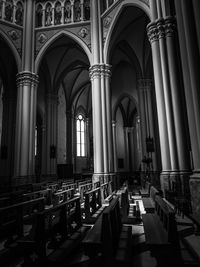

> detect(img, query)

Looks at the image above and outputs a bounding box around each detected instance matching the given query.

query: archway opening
[37,35,92,181]
[108,6,161,186]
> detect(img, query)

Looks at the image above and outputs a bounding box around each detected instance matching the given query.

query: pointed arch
[35,30,92,73]
[104,0,150,63]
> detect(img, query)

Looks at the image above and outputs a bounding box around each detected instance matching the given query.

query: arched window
[76,114,85,157]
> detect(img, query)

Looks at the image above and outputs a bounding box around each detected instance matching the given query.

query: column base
[160,171,171,194]
[169,171,191,198]
[189,172,200,215]
[92,173,104,184]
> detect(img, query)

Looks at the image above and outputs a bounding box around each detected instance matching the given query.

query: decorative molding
[78,27,88,38]
[8,30,19,41]
[35,24,91,56]
[147,22,158,44]
[16,71,39,87]
[156,19,165,39]
[89,64,112,80]
[38,33,48,44]
[164,16,176,37]
[103,16,112,29]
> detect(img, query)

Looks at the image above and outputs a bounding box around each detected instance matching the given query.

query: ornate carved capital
[156,19,165,39]
[147,22,158,44]
[16,72,39,87]
[164,16,176,37]
[89,64,112,80]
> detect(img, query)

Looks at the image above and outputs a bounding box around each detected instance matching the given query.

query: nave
[1,175,200,267]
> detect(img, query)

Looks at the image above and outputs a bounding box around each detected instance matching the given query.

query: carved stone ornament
[104,16,112,29]
[8,30,19,41]
[147,22,158,44]
[78,27,88,38]
[38,33,47,44]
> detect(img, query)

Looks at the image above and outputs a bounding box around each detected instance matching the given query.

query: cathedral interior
[0,0,200,266]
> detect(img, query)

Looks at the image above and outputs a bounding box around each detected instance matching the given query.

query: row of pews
[0,176,120,266]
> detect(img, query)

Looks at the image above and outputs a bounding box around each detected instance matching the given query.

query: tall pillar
[14,72,39,184]
[100,65,109,174]
[90,0,104,183]
[175,0,200,214]
[104,64,114,173]
[165,16,191,196]
[112,120,117,173]
[157,19,179,177]
[147,22,171,192]
[13,0,37,185]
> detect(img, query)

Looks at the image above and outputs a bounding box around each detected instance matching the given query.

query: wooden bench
[139,181,151,197]
[52,188,75,206]
[19,197,90,266]
[142,195,182,267]
[142,185,160,213]
[84,187,105,223]
[0,197,45,265]
[82,196,132,267]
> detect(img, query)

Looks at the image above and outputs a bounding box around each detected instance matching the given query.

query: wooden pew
[78,182,93,203]
[100,181,113,204]
[52,188,75,206]
[82,196,132,267]
[84,187,105,223]
[22,188,52,206]
[142,185,160,213]
[19,197,90,266]
[139,181,151,197]
[0,197,45,265]
[142,195,182,267]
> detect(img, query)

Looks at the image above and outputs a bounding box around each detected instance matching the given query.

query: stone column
[123,127,129,171]
[104,64,114,173]
[80,0,84,21]
[86,117,90,169]
[100,65,109,174]
[147,22,171,192]
[2,0,6,20]
[90,0,104,183]
[44,93,57,180]
[90,65,104,182]
[14,72,39,184]
[175,0,200,214]
[157,19,179,178]
[165,16,191,196]
[13,0,37,185]
[70,0,74,23]
[112,120,117,172]
[42,8,45,27]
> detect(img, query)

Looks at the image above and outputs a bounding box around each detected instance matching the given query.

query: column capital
[147,22,158,44]
[16,71,39,87]
[164,16,176,37]
[89,64,112,80]
[156,18,165,39]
